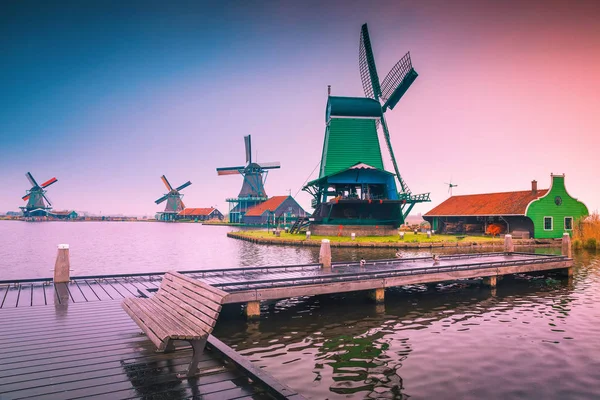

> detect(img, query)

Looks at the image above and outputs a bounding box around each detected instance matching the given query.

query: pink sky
[1,0,598,216]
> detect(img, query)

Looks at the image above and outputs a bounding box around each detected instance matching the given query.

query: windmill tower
[302,23,430,233]
[155,175,191,221]
[216,135,281,223]
[20,172,57,217]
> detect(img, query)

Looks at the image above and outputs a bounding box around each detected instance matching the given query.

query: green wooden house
[424,174,588,239]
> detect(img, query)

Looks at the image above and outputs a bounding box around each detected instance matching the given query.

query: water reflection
[214,264,595,399]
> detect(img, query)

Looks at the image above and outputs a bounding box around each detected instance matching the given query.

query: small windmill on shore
[445,179,458,196]
[20,172,58,216]
[155,175,191,221]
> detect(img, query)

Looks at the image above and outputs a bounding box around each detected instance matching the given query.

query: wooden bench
[121,271,228,378]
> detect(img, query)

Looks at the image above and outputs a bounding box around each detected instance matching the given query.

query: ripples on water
[215,252,600,399]
[2,221,600,399]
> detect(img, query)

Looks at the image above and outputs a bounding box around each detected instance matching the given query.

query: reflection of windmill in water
[155,175,191,221]
[216,135,281,223]
[20,172,58,217]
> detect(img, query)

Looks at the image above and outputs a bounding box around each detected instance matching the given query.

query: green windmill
[302,23,430,233]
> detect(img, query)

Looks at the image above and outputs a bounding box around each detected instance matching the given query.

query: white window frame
[564,216,573,231]
[543,216,553,231]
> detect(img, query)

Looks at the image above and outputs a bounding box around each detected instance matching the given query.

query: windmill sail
[380,52,418,111]
[359,24,382,100]
[244,135,252,164]
[26,172,39,188]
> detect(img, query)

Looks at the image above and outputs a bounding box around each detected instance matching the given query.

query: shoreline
[227,231,561,248]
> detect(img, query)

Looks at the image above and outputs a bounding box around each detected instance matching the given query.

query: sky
[1,0,599,216]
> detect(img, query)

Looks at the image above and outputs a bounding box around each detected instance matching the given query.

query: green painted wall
[526,175,588,238]
[320,118,384,178]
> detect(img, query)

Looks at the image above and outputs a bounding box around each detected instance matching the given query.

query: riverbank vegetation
[574,212,600,250]
[235,230,500,244]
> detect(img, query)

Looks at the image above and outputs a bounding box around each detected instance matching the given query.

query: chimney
[531,180,538,194]
[327,85,331,96]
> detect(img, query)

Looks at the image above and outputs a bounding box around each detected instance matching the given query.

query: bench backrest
[156,271,228,334]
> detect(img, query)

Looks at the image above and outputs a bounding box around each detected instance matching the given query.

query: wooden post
[319,239,331,269]
[245,301,260,319]
[562,233,572,258]
[54,244,71,283]
[368,288,385,303]
[482,276,497,287]
[504,234,514,253]
[562,233,573,277]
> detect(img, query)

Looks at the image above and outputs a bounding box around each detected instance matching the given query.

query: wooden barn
[178,207,224,221]
[424,174,588,239]
[242,196,307,226]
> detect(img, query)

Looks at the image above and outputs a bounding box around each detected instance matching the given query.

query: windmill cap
[58,244,69,249]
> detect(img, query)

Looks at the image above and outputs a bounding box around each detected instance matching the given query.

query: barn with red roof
[178,207,224,221]
[242,196,307,225]
[424,174,588,239]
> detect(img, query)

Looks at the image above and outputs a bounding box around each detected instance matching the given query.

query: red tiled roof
[424,189,549,217]
[178,208,216,217]
[245,196,289,217]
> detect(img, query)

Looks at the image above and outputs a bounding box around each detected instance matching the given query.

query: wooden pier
[1,252,572,313]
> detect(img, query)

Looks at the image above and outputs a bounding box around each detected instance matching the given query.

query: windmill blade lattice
[359,24,382,100]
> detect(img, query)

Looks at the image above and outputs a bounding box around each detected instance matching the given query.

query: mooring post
[562,233,572,258]
[561,233,573,277]
[245,301,260,319]
[306,231,311,240]
[351,233,356,241]
[482,276,497,287]
[319,239,332,269]
[54,244,71,283]
[504,234,514,253]
[368,287,385,303]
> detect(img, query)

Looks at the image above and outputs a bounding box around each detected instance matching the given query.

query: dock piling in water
[319,239,332,269]
[54,244,71,283]
[482,276,497,287]
[368,287,385,303]
[504,234,514,253]
[562,233,572,258]
[562,233,573,276]
[245,301,261,319]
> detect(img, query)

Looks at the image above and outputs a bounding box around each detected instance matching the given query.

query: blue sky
[1,0,599,216]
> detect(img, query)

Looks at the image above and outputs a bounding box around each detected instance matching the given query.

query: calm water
[1,221,599,399]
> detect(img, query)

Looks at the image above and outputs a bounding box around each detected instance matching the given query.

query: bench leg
[156,339,175,353]
[178,338,207,379]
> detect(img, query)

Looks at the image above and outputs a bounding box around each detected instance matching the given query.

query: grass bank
[227,230,557,249]
[574,212,600,250]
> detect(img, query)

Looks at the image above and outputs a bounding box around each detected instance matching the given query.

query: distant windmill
[216,135,281,223]
[155,175,191,220]
[445,179,458,196]
[21,172,57,216]
[216,135,281,198]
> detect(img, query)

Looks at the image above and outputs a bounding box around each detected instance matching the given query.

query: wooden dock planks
[0,300,291,400]
[0,252,571,309]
